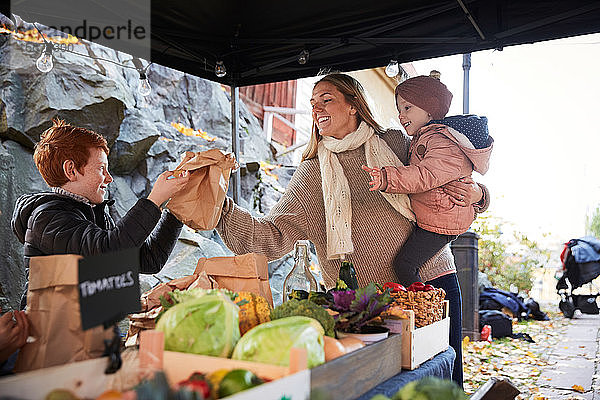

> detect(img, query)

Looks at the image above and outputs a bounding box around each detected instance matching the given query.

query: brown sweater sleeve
[216,163,312,261]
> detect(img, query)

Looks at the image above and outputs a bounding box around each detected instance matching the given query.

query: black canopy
[150,0,600,86]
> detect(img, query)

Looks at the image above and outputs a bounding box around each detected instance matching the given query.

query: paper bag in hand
[15,255,113,372]
[194,253,274,307]
[167,149,236,230]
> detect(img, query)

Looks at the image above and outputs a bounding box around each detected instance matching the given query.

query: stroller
[557,236,600,318]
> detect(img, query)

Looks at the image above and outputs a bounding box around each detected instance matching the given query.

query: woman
[216,74,488,387]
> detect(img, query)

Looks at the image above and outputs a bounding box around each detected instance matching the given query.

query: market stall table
[355,346,456,400]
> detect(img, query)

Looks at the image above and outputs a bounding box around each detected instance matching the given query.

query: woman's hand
[361,165,384,191]
[0,309,29,362]
[442,176,483,207]
[147,170,190,207]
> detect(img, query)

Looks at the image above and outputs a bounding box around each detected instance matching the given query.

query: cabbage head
[231,316,324,368]
[156,292,240,357]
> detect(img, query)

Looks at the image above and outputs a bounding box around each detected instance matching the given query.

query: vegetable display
[156,292,241,357]
[157,288,238,322]
[217,369,264,398]
[236,291,271,335]
[231,316,325,368]
[339,260,359,290]
[328,282,392,333]
[270,298,335,337]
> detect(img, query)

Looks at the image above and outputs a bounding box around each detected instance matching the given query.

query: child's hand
[147,170,190,207]
[361,165,384,191]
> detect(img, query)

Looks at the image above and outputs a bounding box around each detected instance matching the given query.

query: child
[362,72,493,286]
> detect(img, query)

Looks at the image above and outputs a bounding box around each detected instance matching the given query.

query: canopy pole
[231,85,241,204]
[462,53,471,114]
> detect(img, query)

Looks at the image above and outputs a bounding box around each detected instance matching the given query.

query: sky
[407,33,600,246]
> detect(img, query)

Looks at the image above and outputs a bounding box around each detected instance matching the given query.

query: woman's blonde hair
[301,73,384,161]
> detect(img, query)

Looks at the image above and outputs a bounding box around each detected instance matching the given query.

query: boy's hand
[361,165,384,191]
[0,309,29,362]
[147,170,190,207]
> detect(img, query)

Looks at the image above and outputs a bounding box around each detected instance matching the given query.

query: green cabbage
[231,316,325,368]
[156,292,240,357]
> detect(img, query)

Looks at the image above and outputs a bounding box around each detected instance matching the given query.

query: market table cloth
[354,346,455,400]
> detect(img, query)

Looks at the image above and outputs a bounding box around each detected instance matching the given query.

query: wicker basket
[382,288,446,328]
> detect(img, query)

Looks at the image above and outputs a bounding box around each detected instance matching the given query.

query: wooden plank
[401,300,451,370]
[310,333,402,399]
[0,350,141,399]
[139,329,164,370]
[254,84,265,104]
[162,351,289,386]
[288,347,308,374]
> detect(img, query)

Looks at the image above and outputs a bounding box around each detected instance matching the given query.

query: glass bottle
[282,240,318,301]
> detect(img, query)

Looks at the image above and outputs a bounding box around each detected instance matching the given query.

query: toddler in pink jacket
[363,73,493,286]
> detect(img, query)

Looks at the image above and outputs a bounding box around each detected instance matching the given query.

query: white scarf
[318,121,415,260]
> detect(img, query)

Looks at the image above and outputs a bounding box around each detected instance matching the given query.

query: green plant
[472,214,550,293]
[586,205,600,238]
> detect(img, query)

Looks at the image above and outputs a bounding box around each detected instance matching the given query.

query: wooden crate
[399,300,450,370]
[1,332,405,399]
[310,333,403,399]
[162,350,289,384]
[0,349,309,400]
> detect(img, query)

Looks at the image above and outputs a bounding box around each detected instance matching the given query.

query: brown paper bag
[124,271,214,346]
[194,253,273,307]
[15,255,113,372]
[167,149,237,230]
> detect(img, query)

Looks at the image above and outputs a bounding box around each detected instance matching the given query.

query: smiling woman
[310,81,360,139]
[214,72,489,388]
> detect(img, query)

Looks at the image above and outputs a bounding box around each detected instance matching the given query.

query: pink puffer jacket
[382,123,493,235]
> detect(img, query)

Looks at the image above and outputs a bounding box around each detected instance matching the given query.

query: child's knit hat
[395,71,453,119]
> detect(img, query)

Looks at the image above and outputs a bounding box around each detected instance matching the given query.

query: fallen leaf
[572,385,585,393]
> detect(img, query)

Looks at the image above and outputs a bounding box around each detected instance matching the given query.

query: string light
[36,41,54,73]
[33,23,54,73]
[385,59,399,77]
[215,61,226,78]
[137,70,151,96]
[298,50,310,65]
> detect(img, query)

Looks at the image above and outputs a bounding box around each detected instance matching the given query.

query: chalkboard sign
[78,248,141,330]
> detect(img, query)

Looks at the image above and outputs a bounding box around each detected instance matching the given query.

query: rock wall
[0,26,303,310]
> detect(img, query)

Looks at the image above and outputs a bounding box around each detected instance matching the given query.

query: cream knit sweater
[217,129,469,288]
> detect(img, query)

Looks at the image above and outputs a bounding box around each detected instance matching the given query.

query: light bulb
[298,50,310,65]
[138,77,151,96]
[385,59,399,77]
[36,43,54,73]
[215,61,226,78]
[138,78,152,96]
[136,70,152,96]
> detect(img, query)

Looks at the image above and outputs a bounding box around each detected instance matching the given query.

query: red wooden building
[239,80,298,146]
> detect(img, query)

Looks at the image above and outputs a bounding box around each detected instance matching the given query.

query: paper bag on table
[15,255,113,372]
[125,271,214,346]
[194,253,273,307]
[167,149,237,230]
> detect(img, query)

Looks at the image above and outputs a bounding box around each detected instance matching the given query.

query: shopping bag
[194,253,273,307]
[125,271,214,346]
[14,255,113,372]
[167,149,237,230]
